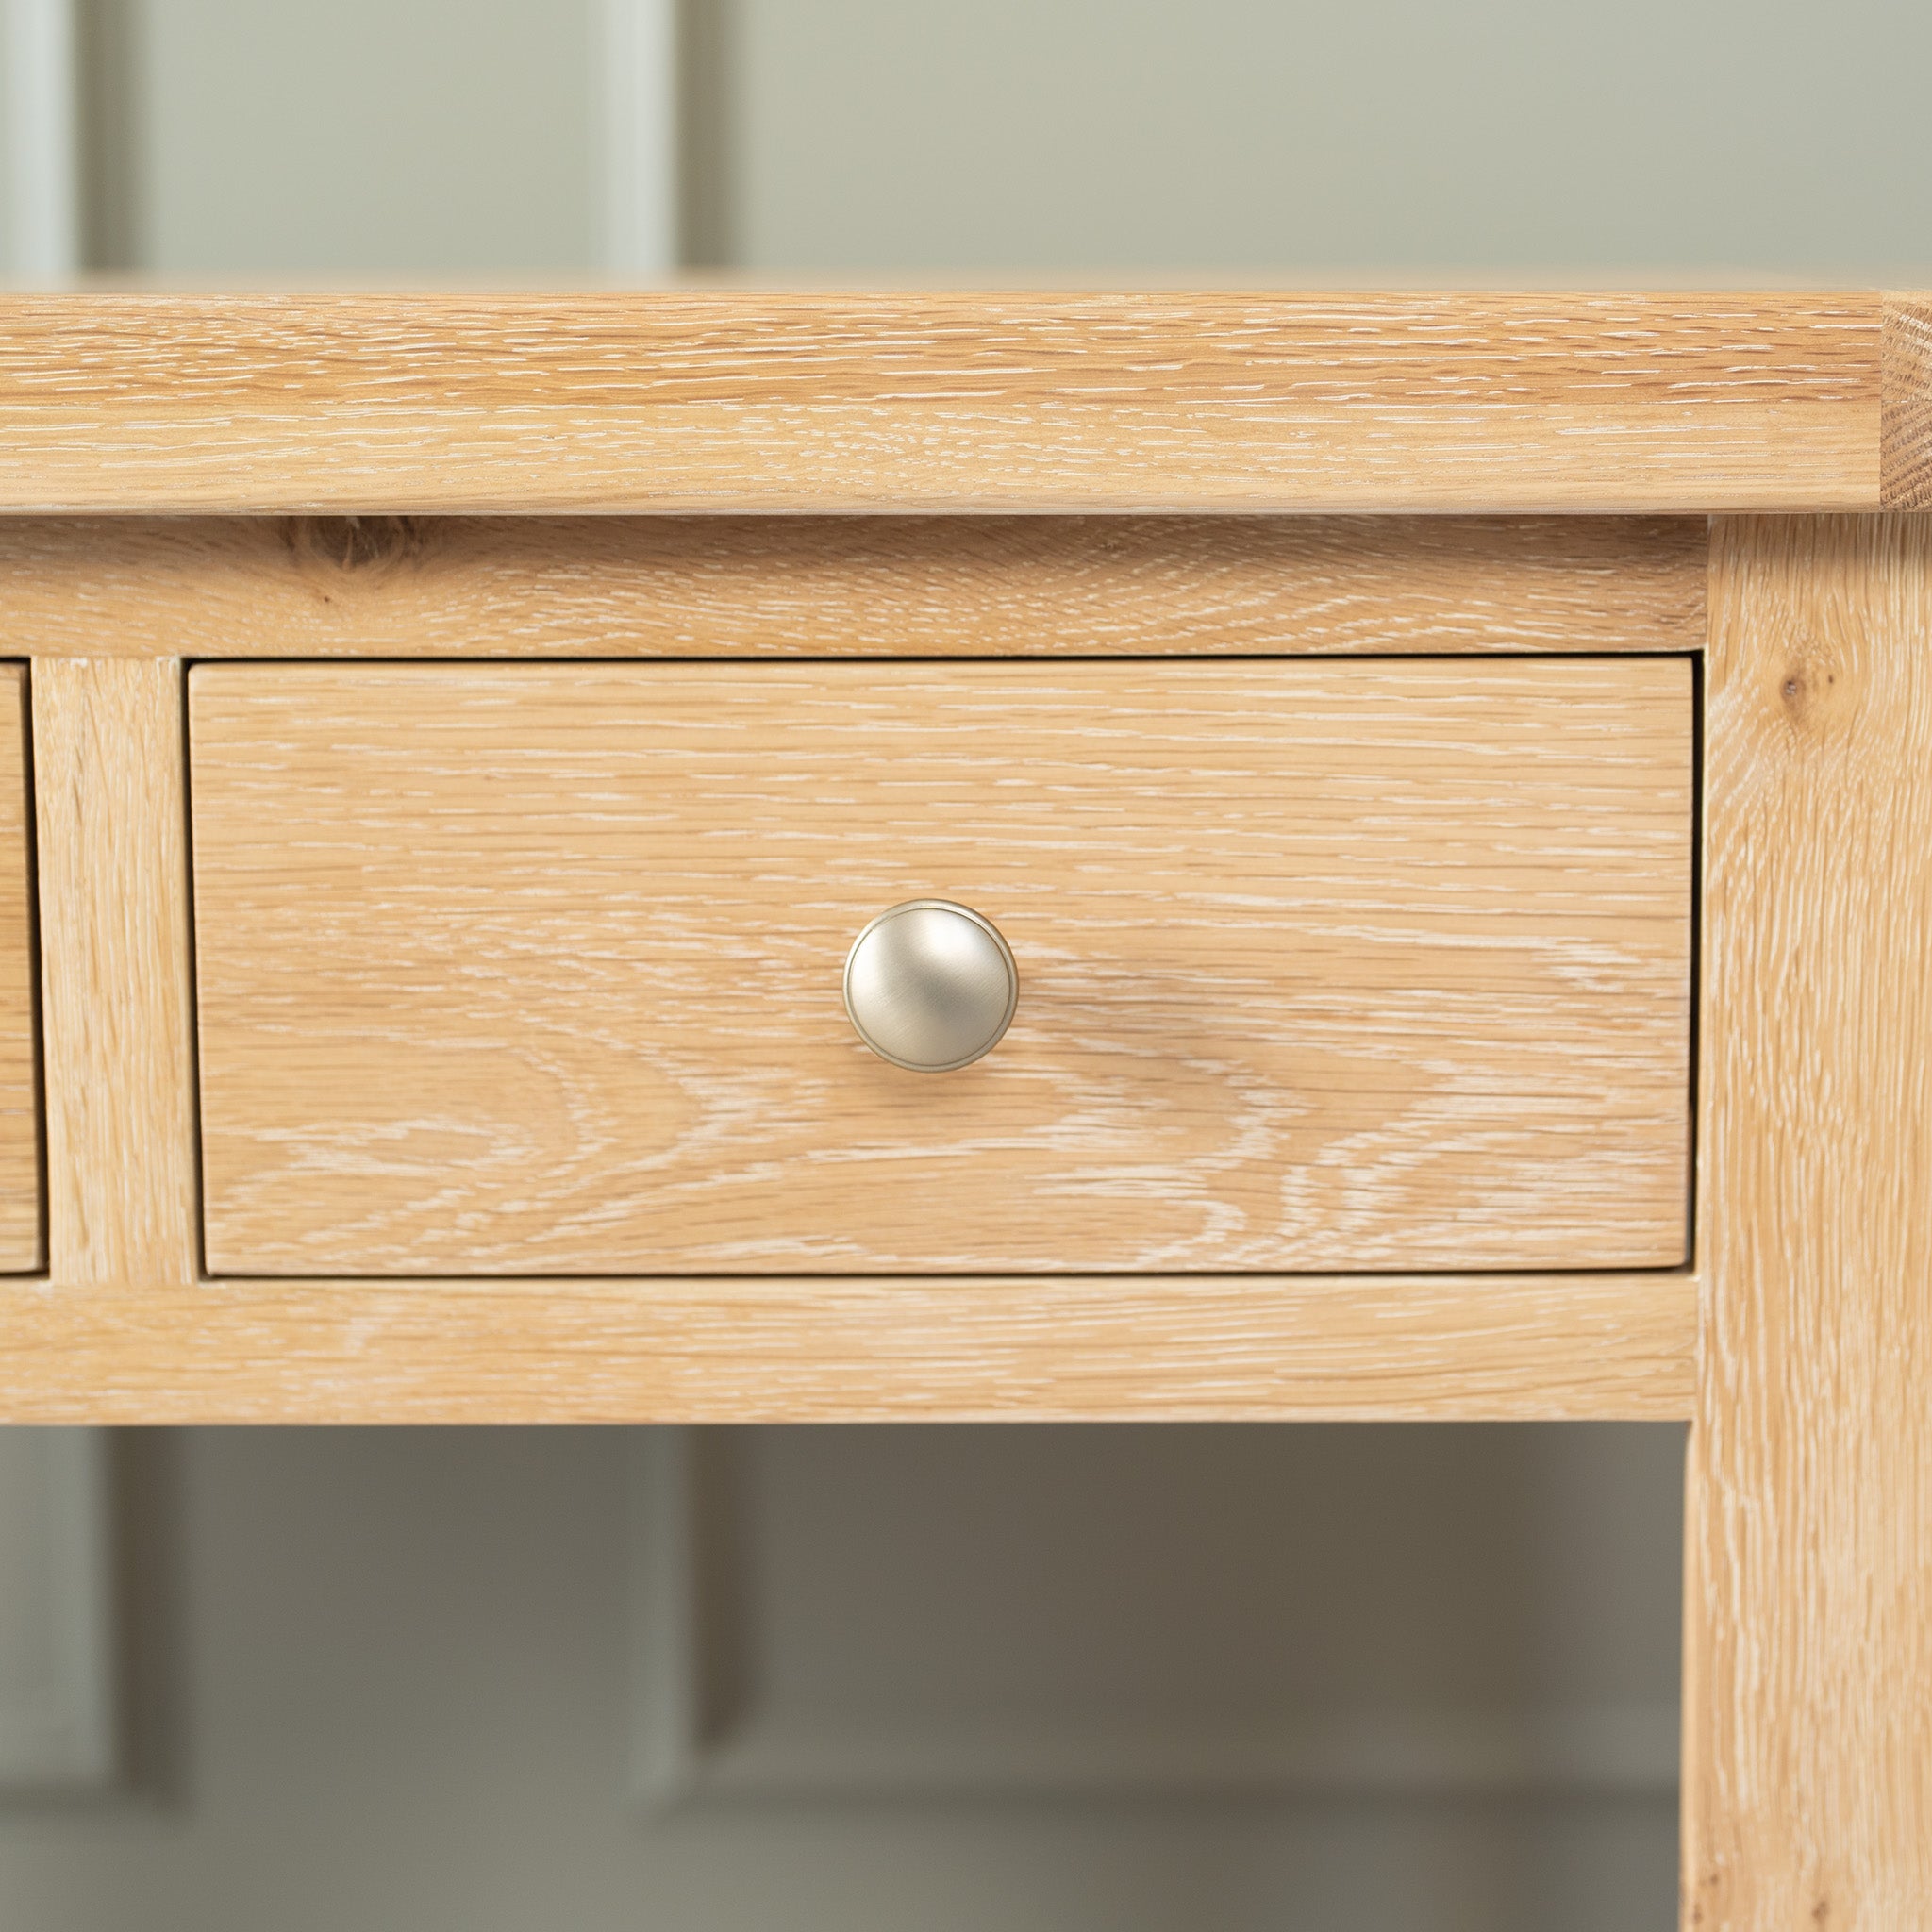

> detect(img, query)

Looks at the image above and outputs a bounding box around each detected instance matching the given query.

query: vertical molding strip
[598,0,678,276]
[1,0,77,280]
[0,1428,114,1787]
[629,1427,701,1807]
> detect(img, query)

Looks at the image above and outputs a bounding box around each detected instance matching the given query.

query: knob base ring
[842,899,1018,1073]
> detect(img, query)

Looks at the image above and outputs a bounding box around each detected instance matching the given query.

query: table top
[0,290,1924,514]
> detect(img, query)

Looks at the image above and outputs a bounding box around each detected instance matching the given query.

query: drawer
[188,658,1692,1276]
[0,668,35,1271]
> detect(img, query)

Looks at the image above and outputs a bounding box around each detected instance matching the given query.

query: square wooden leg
[1686,515,1932,1924]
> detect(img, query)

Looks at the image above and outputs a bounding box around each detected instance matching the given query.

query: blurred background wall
[0,1424,1683,1932]
[7,0,1927,280]
[8,0,1923,1924]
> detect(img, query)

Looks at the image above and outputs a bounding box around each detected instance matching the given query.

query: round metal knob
[843,900,1018,1072]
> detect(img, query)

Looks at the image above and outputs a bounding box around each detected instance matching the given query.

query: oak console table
[0,291,1928,1924]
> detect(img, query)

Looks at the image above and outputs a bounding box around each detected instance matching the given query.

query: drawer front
[0,669,35,1271]
[189,659,1692,1276]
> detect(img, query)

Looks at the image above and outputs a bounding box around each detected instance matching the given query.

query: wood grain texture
[191,658,1693,1277]
[0,513,1707,660]
[1685,516,1932,1925]
[0,292,1883,512]
[1881,295,1932,508]
[0,669,40,1270]
[0,1268,1695,1424]
[33,659,198,1285]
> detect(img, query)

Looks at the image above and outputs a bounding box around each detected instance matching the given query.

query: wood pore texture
[11,306,1932,1910]
[190,658,1694,1277]
[0,668,40,1269]
[1686,515,1932,1925]
[0,660,1694,1424]
[0,1269,1695,1425]
[33,658,198,1286]
[0,513,1707,660]
[1882,296,1932,509]
[0,291,1898,513]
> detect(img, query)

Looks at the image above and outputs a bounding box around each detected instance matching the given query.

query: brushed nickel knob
[843,900,1018,1072]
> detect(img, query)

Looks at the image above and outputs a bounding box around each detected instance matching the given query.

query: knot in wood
[283,516,425,575]
[1776,652,1851,741]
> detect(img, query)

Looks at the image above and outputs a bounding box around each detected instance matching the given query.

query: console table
[0,291,1926,1924]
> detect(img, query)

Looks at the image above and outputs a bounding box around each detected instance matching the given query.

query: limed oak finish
[1,291,1928,1928]
[0,512,1706,660]
[1684,516,1932,1924]
[189,658,1692,1277]
[5,508,1692,1423]
[0,290,1921,514]
[0,666,39,1270]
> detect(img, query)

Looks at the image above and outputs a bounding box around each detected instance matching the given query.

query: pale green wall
[705,0,1932,273]
[87,0,1932,276]
[98,0,594,275]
